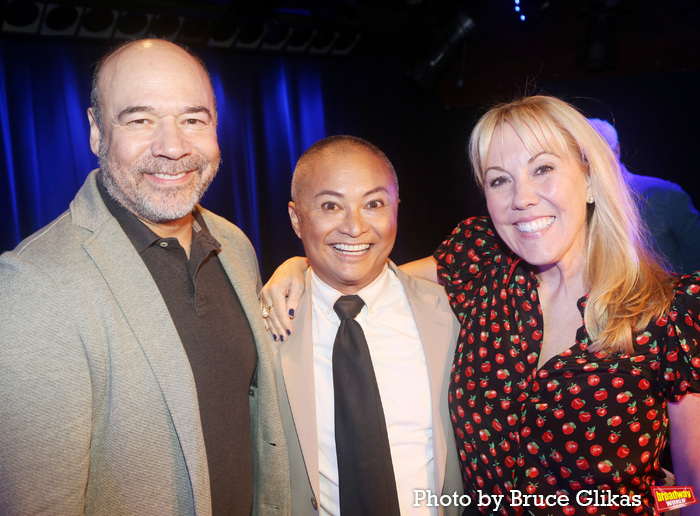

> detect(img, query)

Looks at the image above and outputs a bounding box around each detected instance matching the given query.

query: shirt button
[159,241,168,248]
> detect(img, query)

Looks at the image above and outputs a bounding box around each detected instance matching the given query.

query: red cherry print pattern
[435,217,700,515]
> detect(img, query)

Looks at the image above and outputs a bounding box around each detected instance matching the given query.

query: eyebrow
[116,105,154,122]
[116,105,213,123]
[312,186,390,199]
[182,106,213,118]
[529,151,556,162]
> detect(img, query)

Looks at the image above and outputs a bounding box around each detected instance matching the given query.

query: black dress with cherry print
[434,217,700,515]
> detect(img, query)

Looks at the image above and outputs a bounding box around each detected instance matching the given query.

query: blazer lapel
[278,276,321,498]
[73,172,210,515]
[205,215,263,341]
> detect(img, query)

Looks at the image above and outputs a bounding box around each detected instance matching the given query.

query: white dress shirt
[311,265,436,516]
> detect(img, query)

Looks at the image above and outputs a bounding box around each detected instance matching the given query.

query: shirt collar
[97,172,220,253]
[310,263,393,318]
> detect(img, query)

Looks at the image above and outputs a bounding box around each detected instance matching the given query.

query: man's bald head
[291,135,398,203]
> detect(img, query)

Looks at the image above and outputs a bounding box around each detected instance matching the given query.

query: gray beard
[98,144,218,224]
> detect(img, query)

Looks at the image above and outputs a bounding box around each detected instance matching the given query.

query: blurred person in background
[588,117,700,274]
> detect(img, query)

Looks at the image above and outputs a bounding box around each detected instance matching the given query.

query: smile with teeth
[332,243,371,254]
[515,216,555,233]
[153,172,188,180]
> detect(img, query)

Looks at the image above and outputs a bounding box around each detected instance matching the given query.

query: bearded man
[0,39,291,516]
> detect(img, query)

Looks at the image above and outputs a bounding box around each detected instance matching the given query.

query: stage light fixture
[407,11,475,92]
[261,20,292,50]
[114,10,150,39]
[179,17,209,44]
[207,20,238,48]
[285,27,315,52]
[3,0,43,34]
[1,0,364,59]
[308,30,338,55]
[149,13,182,40]
[41,4,81,35]
[330,32,361,56]
[78,7,117,38]
[235,23,265,49]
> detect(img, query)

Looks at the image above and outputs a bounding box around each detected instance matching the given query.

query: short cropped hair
[291,135,398,203]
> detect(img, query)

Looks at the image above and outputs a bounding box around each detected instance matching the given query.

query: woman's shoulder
[446,216,497,239]
[670,270,700,312]
[434,216,500,260]
[433,216,515,287]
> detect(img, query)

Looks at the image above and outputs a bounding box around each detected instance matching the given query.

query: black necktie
[332,295,401,516]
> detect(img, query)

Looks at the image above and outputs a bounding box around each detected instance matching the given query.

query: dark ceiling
[3,0,699,106]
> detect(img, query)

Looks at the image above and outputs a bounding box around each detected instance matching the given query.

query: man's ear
[288,201,303,239]
[87,107,102,157]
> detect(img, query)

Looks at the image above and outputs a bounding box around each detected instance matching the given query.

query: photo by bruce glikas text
[413,490,643,512]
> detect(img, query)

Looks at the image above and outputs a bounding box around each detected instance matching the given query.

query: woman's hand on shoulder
[260,257,309,340]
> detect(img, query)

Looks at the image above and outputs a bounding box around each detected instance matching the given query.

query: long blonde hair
[468,95,673,354]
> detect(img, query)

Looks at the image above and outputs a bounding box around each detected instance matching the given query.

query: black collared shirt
[98,178,256,516]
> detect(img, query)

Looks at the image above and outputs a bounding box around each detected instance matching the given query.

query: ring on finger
[261,304,273,318]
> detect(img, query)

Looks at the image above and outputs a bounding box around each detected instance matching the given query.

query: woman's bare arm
[399,256,439,284]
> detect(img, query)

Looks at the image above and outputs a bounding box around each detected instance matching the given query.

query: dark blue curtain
[1,40,95,251]
[0,38,329,277]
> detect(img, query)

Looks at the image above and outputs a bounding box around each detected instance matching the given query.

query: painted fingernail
[280,335,285,342]
[273,334,278,341]
[286,329,291,336]
[289,309,295,317]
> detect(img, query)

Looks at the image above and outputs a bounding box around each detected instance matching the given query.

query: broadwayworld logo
[651,486,698,513]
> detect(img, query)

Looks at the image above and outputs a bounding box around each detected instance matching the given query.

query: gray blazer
[274,262,464,515]
[0,170,291,515]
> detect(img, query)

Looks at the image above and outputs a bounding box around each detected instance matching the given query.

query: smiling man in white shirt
[271,135,463,515]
